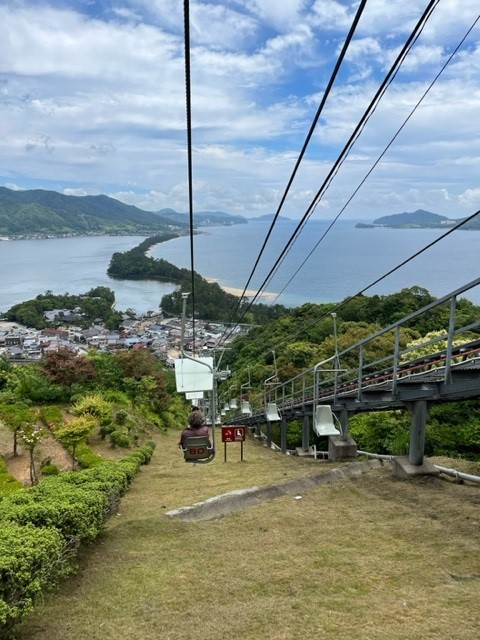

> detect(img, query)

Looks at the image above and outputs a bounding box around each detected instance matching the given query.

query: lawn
[16,429,480,640]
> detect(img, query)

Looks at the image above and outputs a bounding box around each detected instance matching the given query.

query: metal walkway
[227,277,480,475]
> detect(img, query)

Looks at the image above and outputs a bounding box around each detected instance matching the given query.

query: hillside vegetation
[0,187,186,237]
[4,286,122,329]
[221,285,480,458]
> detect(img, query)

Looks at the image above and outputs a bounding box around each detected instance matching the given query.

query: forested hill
[0,187,187,237]
[107,235,288,323]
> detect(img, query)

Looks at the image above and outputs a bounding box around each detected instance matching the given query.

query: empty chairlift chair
[313,405,341,437]
[265,402,281,422]
[241,400,252,416]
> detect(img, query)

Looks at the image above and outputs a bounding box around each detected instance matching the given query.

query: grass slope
[17,430,480,640]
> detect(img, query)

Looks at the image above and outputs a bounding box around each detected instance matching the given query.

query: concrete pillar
[393,400,439,478]
[328,434,357,461]
[339,409,349,438]
[302,414,310,452]
[266,421,272,449]
[408,400,427,466]
[280,415,287,454]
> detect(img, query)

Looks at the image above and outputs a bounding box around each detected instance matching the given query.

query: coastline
[205,277,277,301]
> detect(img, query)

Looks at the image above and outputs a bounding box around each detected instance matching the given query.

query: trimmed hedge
[0,522,70,634]
[0,442,155,636]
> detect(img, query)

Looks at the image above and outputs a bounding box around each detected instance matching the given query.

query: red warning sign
[221,426,246,443]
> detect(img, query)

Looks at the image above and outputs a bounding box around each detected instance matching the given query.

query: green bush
[115,409,129,425]
[0,459,23,497]
[0,522,70,635]
[0,482,107,544]
[39,405,64,429]
[349,411,410,454]
[0,443,155,636]
[72,394,113,435]
[71,442,105,469]
[109,429,131,448]
[40,463,60,477]
[102,390,131,406]
[270,418,304,449]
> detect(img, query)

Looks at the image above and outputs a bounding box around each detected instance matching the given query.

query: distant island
[356,208,479,230]
[154,208,247,226]
[0,187,249,239]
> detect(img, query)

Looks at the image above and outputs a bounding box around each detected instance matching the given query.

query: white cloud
[0,0,479,222]
[459,188,480,208]
[4,183,25,191]
[63,187,92,196]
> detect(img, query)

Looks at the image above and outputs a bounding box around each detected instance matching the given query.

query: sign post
[221,425,246,462]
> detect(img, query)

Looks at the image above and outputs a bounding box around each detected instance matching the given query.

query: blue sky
[0,0,479,219]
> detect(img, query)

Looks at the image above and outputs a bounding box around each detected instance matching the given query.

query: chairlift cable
[256,0,442,294]
[267,13,480,306]
[217,0,440,347]
[183,0,197,353]
[222,0,370,328]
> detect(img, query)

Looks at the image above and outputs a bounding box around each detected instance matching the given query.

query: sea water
[0,219,478,314]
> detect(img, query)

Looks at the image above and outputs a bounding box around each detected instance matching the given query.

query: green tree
[55,416,97,468]
[18,419,44,485]
[0,403,38,457]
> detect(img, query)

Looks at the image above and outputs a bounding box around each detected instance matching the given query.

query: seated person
[179,410,212,449]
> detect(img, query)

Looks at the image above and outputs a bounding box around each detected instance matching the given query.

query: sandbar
[205,277,277,301]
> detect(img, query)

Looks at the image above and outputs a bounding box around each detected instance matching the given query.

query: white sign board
[185,391,204,400]
[174,357,214,392]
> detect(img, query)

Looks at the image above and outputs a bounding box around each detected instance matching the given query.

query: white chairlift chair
[241,400,252,416]
[265,402,281,422]
[313,405,341,437]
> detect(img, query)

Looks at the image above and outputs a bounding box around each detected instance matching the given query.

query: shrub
[72,394,113,433]
[41,463,60,477]
[0,444,155,636]
[74,443,105,469]
[0,459,23,497]
[39,405,64,429]
[0,522,70,635]
[0,483,107,544]
[101,390,131,406]
[109,430,131,449]
[54,416,97,467]
[349,411,410,454]
[115,409,129,425]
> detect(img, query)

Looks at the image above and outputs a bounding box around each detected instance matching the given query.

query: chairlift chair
[229,398,238,409]
[241,400,252,416]
[181,436,215,464]
[313,405,341,437]
[265,402,281,422]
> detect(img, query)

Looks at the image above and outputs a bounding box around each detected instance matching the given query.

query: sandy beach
[205,277,277,301]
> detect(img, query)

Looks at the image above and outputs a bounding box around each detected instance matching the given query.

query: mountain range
[0,187,248,237]
[155,208,247,226]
